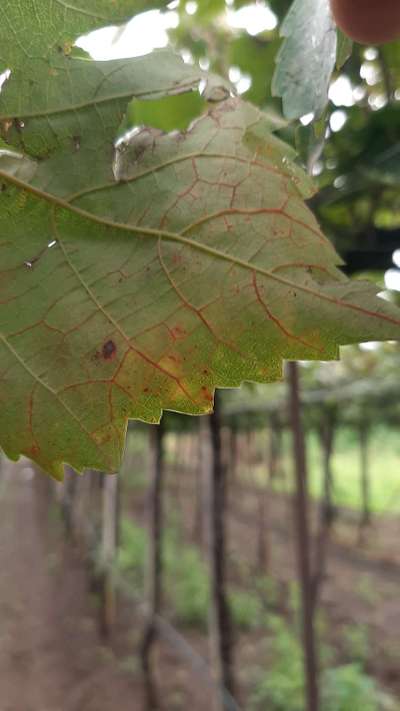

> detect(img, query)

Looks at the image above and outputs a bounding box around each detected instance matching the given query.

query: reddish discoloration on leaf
[170,326,187,341]
[201,386,214,403]
[1,99,400,478]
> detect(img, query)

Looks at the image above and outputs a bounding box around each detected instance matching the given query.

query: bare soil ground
[0,461,145,711]
[0,461,213,711]
[0,456,399,710]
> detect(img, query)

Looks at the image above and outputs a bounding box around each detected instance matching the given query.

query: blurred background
[1,1,400,709]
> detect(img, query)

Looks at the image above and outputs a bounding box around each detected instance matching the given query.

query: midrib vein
[0,81,198,121]
[1,168,400,327]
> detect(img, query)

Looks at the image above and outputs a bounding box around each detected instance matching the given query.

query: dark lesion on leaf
[102,340,117,360]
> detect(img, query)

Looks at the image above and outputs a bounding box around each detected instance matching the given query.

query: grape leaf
[0,0,171,126]
[0,0,168,85]
[1,1,400,478]
[1,98,400,478]
[272,0,337,119]
[0,1,216,180]
[0,0,205,210]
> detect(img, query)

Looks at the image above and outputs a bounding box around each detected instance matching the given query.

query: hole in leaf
[0,69,11,94]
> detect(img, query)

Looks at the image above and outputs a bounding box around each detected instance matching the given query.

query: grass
[121,422,400,513]
[249,426,400,515]
[306,427,400,515]
[117,518,210,626]
[118,519,274,630]
[251,615,398,711]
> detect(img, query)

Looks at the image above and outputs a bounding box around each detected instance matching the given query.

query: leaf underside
[272,0,337,120]
[1,2,400,478]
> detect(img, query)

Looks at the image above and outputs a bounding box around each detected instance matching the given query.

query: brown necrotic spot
[102,340,117,360]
